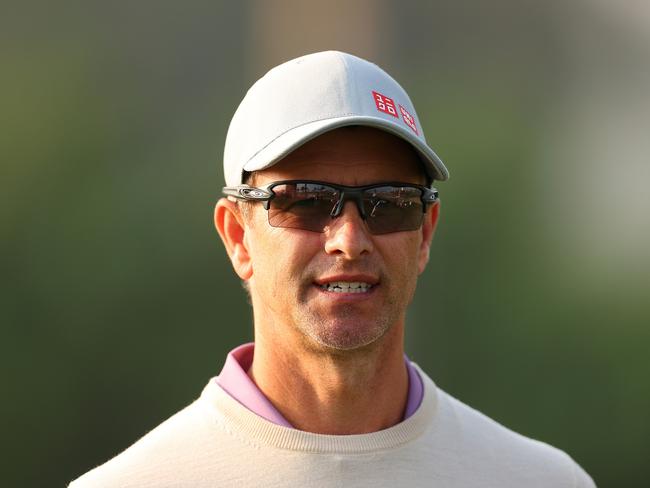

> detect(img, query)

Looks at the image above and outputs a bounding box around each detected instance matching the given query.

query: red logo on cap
[372,91,398,118]
[399,105,418,135]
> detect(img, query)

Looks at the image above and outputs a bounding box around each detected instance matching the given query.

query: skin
[214,127,440,434]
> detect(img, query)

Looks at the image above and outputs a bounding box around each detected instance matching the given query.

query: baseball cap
[223,51,449,186]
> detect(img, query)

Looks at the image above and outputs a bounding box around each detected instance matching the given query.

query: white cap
[223,51,449,186]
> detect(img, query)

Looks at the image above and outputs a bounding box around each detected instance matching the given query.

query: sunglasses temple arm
[222,185,274,201]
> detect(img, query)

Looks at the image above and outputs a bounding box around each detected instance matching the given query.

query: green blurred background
[2,1,649,486]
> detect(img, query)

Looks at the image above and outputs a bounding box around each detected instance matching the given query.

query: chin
[302,318,391,352]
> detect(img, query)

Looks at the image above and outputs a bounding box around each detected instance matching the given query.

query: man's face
[238,127,438,353]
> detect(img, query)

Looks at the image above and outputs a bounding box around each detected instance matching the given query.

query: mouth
[314,274,379,296]
[318,281,375,294]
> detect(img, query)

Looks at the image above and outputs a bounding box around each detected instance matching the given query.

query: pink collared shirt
[216,343,423,428]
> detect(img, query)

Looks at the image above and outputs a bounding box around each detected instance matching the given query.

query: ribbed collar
[216,342,423,428]
[200,363,437,453]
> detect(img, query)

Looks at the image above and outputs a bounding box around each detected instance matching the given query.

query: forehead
[254,127,426,186]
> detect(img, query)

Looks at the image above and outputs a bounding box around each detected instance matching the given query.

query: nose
[323,201,374,259]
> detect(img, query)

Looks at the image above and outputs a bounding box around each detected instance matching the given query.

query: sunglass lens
[268,183,339,232]
[363,186,424,234]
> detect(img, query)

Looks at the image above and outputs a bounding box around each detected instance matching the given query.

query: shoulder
[69,381,231,488]
[417,367,596,487]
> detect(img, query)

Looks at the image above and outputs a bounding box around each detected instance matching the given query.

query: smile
[319,281,374,293]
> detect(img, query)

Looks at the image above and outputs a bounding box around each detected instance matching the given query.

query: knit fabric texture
[69,364,596,487]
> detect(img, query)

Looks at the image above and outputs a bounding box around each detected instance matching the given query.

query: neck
[248,323,408,435]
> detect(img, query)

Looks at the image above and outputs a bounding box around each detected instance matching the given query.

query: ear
[417,201,440,274]
[214,198,253,280]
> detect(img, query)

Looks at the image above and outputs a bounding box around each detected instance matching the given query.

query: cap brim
[242,116,449,182]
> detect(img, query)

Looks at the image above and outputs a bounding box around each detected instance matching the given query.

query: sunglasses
[223,180,439,235]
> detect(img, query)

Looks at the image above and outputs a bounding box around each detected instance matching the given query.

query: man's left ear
[418,201,440,274]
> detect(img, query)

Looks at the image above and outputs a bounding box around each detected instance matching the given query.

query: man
[71,51,595,487]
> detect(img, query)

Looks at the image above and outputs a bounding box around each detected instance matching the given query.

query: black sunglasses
[223,180,438,235]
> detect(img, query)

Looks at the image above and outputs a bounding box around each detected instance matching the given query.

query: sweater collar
[216,342,424,429]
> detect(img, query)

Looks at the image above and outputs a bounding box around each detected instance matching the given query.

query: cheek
[387,233,421,264]
[382,234,422,288]
[248,226,320,291]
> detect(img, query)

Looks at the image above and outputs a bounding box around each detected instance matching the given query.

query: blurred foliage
[1,1,648,487]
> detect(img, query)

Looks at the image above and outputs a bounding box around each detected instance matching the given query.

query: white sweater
[70,365,595,487]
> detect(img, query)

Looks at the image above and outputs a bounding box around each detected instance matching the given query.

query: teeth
[320,281,373,293]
